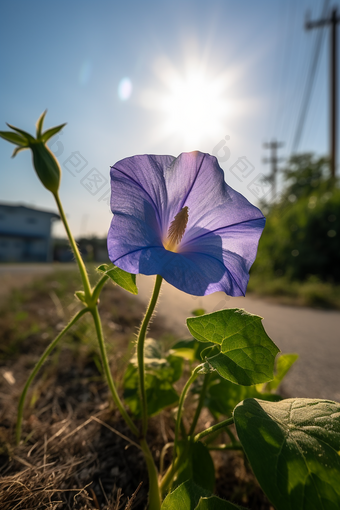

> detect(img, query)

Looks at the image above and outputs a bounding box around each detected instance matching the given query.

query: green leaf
[36,110,47,138]
[205,375,281,418]
[171,339,198,361]
[166,354,184,383]
[264,353,299,392]
[0,130,28,146]
[187,309,279,386]
[195,496,245,509]
[161,480,210,510]
[174,441,215,492]
[12,146,29,158]
[234,398,340,510]
[6,123,36,143]
[161,480,244,510]
[41,123,67,143]
[170,339,213,362]
[123,339,181,417]
[97,263,138,295]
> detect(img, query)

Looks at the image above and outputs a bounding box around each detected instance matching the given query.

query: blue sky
[0,0,336,237]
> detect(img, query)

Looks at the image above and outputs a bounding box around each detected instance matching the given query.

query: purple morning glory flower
[107,151,265,297]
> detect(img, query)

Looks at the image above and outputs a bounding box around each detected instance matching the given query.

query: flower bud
[30,141,61,194]
[0,111,66,196]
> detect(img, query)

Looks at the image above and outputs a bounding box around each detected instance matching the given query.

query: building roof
[0,202,60,219]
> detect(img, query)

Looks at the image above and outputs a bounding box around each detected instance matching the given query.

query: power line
[271,1,294,138]
[276,0,300,144]
[291,0,330,154]
[306,4,340,179]
[284,0,313,153]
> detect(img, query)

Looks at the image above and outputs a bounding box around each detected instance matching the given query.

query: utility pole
[306,6,340,179]
[263,139,284,199]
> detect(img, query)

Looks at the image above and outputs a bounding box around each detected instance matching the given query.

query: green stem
[160,365,202,493]
[90,306,139,437]
[137,275,163,437]
[188,372,210,436]
[16,307,89,444]
[56,193,138,436]
[194,416,234,442]
[174,366,201,456]
[224,425,238,445]
[140,438,162,510]
[159,442,174,477]
[53,192,92,300]
[160,452,183,495]
[92,274,109,303]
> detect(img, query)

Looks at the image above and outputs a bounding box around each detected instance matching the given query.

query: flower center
[164,206,189,252]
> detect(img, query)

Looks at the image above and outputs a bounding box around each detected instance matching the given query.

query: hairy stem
[90,306,139,436]
[16,307,89,444]
[137,275,163,437]
[53,192,92,300]
[55,193,136,433]
[92,274,109,303]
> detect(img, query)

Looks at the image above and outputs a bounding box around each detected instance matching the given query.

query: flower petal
[108,151,265,296]
[110,154,175,235]
[181,218,266,295]
[168,152,265,246]
[108,203,162,271]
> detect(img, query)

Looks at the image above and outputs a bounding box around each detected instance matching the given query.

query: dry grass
[0,268,273,509]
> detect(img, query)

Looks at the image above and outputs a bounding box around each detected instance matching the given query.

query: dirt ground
[0,268,273,509]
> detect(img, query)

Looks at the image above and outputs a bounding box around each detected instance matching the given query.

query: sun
[161,71,229,146]
[139,56,235,148]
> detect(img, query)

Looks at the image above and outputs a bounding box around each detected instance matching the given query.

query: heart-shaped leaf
[234,398,340,510]
[97,263,138,294]
[187,309,279,386]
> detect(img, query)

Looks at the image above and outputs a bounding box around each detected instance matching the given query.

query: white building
[0,203,60,262]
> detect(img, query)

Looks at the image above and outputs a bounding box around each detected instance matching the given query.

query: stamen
[164,206,189,252]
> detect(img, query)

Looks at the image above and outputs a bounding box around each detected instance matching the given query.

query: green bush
[253,154,340,283]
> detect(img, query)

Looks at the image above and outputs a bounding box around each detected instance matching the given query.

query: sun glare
[139,55,237,148]
[161,72,229,146]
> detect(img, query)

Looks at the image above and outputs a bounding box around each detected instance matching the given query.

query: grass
[0,267,171,509]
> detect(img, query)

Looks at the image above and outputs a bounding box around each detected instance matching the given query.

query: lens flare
[118,78,133,101]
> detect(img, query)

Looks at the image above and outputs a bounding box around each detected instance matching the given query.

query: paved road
[136,275,340,403]
[1,265,340,402]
